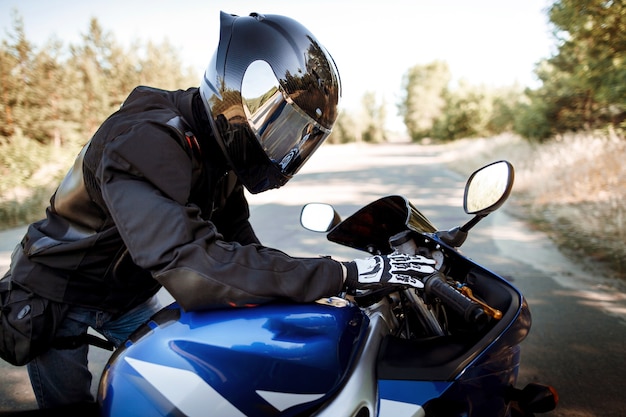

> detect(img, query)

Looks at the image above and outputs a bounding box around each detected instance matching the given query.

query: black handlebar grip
[423,273,487,325]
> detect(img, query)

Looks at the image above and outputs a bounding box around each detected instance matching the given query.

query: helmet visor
[247,91,330,176]
[243,61,331,177]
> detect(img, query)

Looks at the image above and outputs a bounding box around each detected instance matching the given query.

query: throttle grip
[423,273,487,325]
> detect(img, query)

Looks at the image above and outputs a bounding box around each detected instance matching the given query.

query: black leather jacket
[9,86,343,314]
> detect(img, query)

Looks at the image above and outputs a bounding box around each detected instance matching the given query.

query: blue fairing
[379,380,453,405]
[98,300,367,417]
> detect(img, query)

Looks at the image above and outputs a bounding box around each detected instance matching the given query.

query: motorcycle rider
[3,11,436,408]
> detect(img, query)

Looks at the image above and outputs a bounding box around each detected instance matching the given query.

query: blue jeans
[27,295,162,409]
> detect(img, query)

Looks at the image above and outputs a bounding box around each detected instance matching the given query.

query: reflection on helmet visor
[247,90,330,177]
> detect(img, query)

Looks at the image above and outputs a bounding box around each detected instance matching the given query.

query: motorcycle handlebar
[423,273,488,325]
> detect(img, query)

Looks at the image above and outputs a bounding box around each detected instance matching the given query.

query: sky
[0,0,555,131]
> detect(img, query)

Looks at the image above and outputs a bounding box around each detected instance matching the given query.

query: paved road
[1,143,624,416]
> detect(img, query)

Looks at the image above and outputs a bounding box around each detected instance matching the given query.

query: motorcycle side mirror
[437,160,514,247]
[464,160,514,215]
[300,203,341,232]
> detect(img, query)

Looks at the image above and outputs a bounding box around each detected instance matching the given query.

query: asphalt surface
[0,143,624,416]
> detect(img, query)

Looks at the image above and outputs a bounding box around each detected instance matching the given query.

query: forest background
[1,0,624,279]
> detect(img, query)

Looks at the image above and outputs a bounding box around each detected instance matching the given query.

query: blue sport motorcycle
[94,161,557,416]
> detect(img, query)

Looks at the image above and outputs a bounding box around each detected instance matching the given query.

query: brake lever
[456,284,503,320]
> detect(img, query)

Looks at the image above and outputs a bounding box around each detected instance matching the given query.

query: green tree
[360,91,387,143]
[431,81,493,141]
[328,110,358,144]
[532,0,626,135]
[136,39,197,90]
[0,35,19,138]
[488,84,525,134]
[0,12,37,141]
[68,18,118,135]
[398,61,451,141]
[513,87,553,141]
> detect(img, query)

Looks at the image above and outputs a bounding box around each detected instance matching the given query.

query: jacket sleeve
[98,124,344,311]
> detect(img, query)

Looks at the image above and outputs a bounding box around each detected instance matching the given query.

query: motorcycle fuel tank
[98,298,367,417]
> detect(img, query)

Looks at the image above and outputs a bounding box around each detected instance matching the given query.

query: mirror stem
[436,214,486,247]
[460,214,485,233]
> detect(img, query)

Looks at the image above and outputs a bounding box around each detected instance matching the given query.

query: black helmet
[199,12,341,194]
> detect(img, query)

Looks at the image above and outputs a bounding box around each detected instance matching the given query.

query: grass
[439,131,626,281]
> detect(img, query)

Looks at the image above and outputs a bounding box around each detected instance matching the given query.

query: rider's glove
[343,253,436,290]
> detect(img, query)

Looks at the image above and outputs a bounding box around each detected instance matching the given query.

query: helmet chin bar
[208,114,291,194]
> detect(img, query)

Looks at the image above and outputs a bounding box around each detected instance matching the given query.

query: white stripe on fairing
[125,357,246,417]
[256,390,325,412]
[379,398,425,417]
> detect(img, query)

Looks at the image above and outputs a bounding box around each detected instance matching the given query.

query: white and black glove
[343,253,437,290]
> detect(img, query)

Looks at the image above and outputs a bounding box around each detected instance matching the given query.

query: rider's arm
[99,124,344,311]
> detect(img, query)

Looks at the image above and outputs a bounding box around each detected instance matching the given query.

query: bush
[0,135,81,229]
